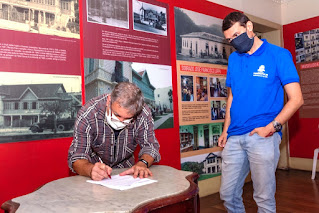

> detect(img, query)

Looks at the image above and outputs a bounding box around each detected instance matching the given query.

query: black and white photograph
[180,122,223,152]
[210,77,227,97]
[175,7,233,65]
[87,0,129,29]
[0,0,80,38]
[211,100,226,121]
[181,151,222,181]
[0,72,82,143]
[133,0,167,36]
[84,58,173,129]
[181,75,194,102]
[295,29,319,63]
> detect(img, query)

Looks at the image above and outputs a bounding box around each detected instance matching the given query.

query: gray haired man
[68,82,161,180]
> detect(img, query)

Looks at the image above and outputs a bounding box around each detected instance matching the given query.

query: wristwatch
[139,159,149,168]
[272,120,282,132]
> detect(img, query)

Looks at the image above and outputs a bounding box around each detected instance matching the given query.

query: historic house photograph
[0,72,82,143]
[133,0,167,36]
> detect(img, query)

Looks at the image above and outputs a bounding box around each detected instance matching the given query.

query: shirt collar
[251,39,268,56]
[237,39,268,56]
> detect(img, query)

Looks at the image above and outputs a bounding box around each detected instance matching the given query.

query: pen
[98,157,112,179]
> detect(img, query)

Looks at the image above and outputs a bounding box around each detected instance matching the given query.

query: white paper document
[87,175,157,190]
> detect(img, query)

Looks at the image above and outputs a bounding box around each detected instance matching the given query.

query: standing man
[68,82,160,180]
[218,12,303,213]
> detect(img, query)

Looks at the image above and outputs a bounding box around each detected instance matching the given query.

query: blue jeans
[220,132,281,213]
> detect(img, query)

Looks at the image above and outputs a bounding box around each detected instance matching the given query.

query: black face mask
[230,32,254,54]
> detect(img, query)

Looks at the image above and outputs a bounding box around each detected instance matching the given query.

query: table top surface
[12,165,194,213]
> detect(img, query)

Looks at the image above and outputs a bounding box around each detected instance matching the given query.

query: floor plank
[200,169,319,212]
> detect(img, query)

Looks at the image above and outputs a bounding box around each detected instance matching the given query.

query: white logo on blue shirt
[253,65,268,78]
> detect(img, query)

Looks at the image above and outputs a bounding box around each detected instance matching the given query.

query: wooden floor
[200,169,319,213]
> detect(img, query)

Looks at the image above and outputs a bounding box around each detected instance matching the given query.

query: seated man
[68,82,161,180]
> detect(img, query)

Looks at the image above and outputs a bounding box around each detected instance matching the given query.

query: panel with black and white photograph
[295,29,319,63]
[84,58,173,129]
[0,72,82,143]
[175,7,233,65]
[133,0,167,36]
[87,0,129,29]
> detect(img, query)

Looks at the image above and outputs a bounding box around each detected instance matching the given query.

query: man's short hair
[111,82,144,116]
[222,12,250,32]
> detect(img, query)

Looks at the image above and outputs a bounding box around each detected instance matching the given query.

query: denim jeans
[220,132,281,213]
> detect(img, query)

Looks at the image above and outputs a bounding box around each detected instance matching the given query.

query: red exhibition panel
[283,16,319,158]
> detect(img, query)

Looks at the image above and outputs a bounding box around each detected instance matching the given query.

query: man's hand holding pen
[90,161,112,181]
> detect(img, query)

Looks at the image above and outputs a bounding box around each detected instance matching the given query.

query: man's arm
[73,159,112,181]
[218,87,233,147]
[250,82,304,137]
[119,154,155,178]
[120,106,160,178]
[137,153,155,168]
[73,159,94,177]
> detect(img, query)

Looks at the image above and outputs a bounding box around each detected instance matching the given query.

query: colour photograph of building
[179,122,223,152]
[181,151,222,181]
[84,58,173,129]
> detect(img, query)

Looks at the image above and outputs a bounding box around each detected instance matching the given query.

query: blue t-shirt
[226,39,300,137]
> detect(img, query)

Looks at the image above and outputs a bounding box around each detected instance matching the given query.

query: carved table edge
[1,200,20,213]
[132,172,200,213]
[1,182,45,213]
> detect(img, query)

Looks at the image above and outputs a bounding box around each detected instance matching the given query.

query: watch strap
[139,159,149,168]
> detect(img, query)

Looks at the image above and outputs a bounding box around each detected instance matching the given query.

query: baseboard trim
[289,157,319,171]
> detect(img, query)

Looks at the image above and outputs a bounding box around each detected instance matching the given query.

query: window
[89,58,94,73]
[14,102,19,110]
[32,102,37,109]
[23,102,28,110]
[4,102,12,110]
[114,61,123,82]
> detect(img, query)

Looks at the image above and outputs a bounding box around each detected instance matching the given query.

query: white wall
[206,0,281,24]
[207,0,319,25]
[281,0,319,25]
